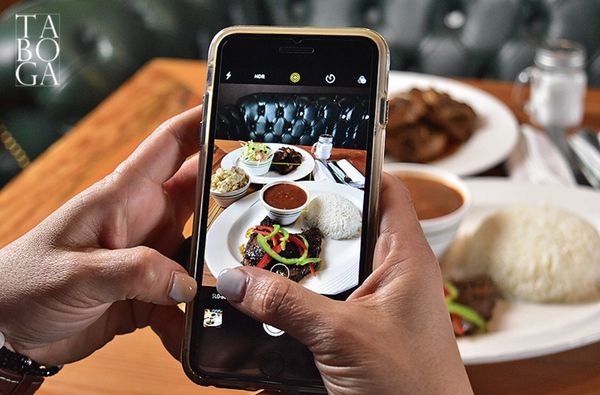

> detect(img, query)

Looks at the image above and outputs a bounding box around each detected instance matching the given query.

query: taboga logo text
[14,13,60,87]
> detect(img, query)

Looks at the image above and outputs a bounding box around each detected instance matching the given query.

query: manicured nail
[169,272,197,302]
[216,268,247,302]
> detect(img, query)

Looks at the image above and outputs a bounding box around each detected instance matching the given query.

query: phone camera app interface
[202,40,375,299]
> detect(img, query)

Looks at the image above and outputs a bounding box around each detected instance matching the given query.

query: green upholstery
[1,0,599,186]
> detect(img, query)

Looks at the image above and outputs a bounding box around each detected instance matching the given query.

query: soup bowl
[260,181,309,225]
[384,163,471,257]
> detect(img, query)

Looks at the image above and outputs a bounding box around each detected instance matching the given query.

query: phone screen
[188,33,384,388]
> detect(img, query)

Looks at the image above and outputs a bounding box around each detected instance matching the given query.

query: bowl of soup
[384,163,470,257]
[260,181,309,225]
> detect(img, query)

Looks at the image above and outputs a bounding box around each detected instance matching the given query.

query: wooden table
[0,59,599,394]
[203,139,366,287]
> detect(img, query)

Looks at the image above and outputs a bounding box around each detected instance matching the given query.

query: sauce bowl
[384,163,471,257]
[260,181,310,225]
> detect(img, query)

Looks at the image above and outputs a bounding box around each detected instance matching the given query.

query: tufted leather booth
[1,0,599,186]
[216,94,369,149]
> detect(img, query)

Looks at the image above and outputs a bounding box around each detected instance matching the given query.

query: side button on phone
[263,323,285,337]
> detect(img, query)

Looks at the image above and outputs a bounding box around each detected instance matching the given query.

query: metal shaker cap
[535,39,586,70]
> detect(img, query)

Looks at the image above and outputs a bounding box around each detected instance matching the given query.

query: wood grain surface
[0,58,599,394]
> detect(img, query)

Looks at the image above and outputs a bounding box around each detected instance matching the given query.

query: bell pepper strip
[279,228,289,251]
[444,281,459,302]
[451,314,465,336]
[265,224,280,240]
[309,263,316,277]
[257,234,309,265]
[447,301,487,332]
[256,225,274,232]
[257,244,283,268]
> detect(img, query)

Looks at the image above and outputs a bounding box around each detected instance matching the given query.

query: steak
[270,147,303,175]
[241,216,322,282]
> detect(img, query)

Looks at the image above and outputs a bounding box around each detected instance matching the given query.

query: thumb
[88,246,197,305]
[217,267,337,345]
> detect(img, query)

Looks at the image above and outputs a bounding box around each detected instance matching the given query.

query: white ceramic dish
[387,71,520,176]
[205,181,364,295]
[384,163,470,257]
[221,143,315,184]
[449,179,600,364]
[260,181,309,225]
[210,181,250,208]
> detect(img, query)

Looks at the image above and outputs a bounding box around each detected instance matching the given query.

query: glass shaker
[311,134,333,160]
[515,40,587,154]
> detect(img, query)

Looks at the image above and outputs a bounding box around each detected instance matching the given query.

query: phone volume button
[379,98,388,125]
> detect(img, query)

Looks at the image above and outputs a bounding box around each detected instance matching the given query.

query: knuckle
[127,247,160,287]
[258,278,294,320]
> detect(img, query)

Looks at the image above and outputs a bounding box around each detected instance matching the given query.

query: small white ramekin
[383,163,471,257]
[210,181,250,208]
[239,154,274,176]
[260,181,310,225]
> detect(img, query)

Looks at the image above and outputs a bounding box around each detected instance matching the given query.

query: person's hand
[0,107,201,366]
[217,173,473,395]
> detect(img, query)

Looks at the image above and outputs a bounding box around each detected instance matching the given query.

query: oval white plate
[220,143,316,184]
[205,181,364,295]
[387,71,519,176]
[453,179,600,364]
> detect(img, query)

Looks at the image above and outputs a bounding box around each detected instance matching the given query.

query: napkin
[506,124,576,186]
[336,159,365,185]
[313,160,336,183]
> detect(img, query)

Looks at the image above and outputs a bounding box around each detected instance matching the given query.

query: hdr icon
[14,13,60,87]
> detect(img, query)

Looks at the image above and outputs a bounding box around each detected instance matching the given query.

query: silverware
[567,128,600,188]
[327,161,364,189]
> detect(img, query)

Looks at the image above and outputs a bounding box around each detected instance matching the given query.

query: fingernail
[169,272,197,303]
[216,268,247,302]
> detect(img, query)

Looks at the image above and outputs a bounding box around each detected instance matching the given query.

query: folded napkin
[506,124,576,186]
[313,160,336,183]
[337,159,365,185]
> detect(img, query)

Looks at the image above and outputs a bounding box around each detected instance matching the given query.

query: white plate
[205,181,363,294]
[387,71,519,176]
[220,143,316,184]
[452,179,600,364]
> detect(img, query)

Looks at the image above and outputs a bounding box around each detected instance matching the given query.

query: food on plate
[240,141,273,162]
[270,147,303,175]
[241,216,322,282]
[303,193,361,240]
[210,167,249,193]
[445,275,499,337]
[443,204,600,303]
[263,182,308,210]
[396,175,464,220]
[386,88,478,162]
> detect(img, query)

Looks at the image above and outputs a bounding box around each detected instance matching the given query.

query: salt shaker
[311,134,333,160]
[515,40,587,153]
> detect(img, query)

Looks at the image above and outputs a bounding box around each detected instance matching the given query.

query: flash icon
[290,72,301,83]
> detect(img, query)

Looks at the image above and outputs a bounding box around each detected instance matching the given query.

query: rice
[444,204,600,303]
[303,194,361,240]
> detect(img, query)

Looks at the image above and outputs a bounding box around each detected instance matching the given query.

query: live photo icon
[14,13,60,87]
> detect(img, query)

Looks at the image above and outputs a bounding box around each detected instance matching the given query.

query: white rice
[444,204,600,303]
[303,194,362,240]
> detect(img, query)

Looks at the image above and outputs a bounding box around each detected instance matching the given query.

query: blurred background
[0,0,599,187]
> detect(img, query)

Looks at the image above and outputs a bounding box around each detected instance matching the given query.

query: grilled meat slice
[270,147,303,175]
[241,217,322,282]
[454,275,499,321]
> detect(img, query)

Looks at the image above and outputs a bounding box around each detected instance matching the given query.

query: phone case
[182,25,390,393]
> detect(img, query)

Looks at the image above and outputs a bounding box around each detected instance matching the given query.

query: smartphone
[183,26,389,393]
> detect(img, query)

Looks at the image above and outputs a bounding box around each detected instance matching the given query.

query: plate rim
[457,178,600,364]
[387,71,520,176]
[220,142,316,184]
